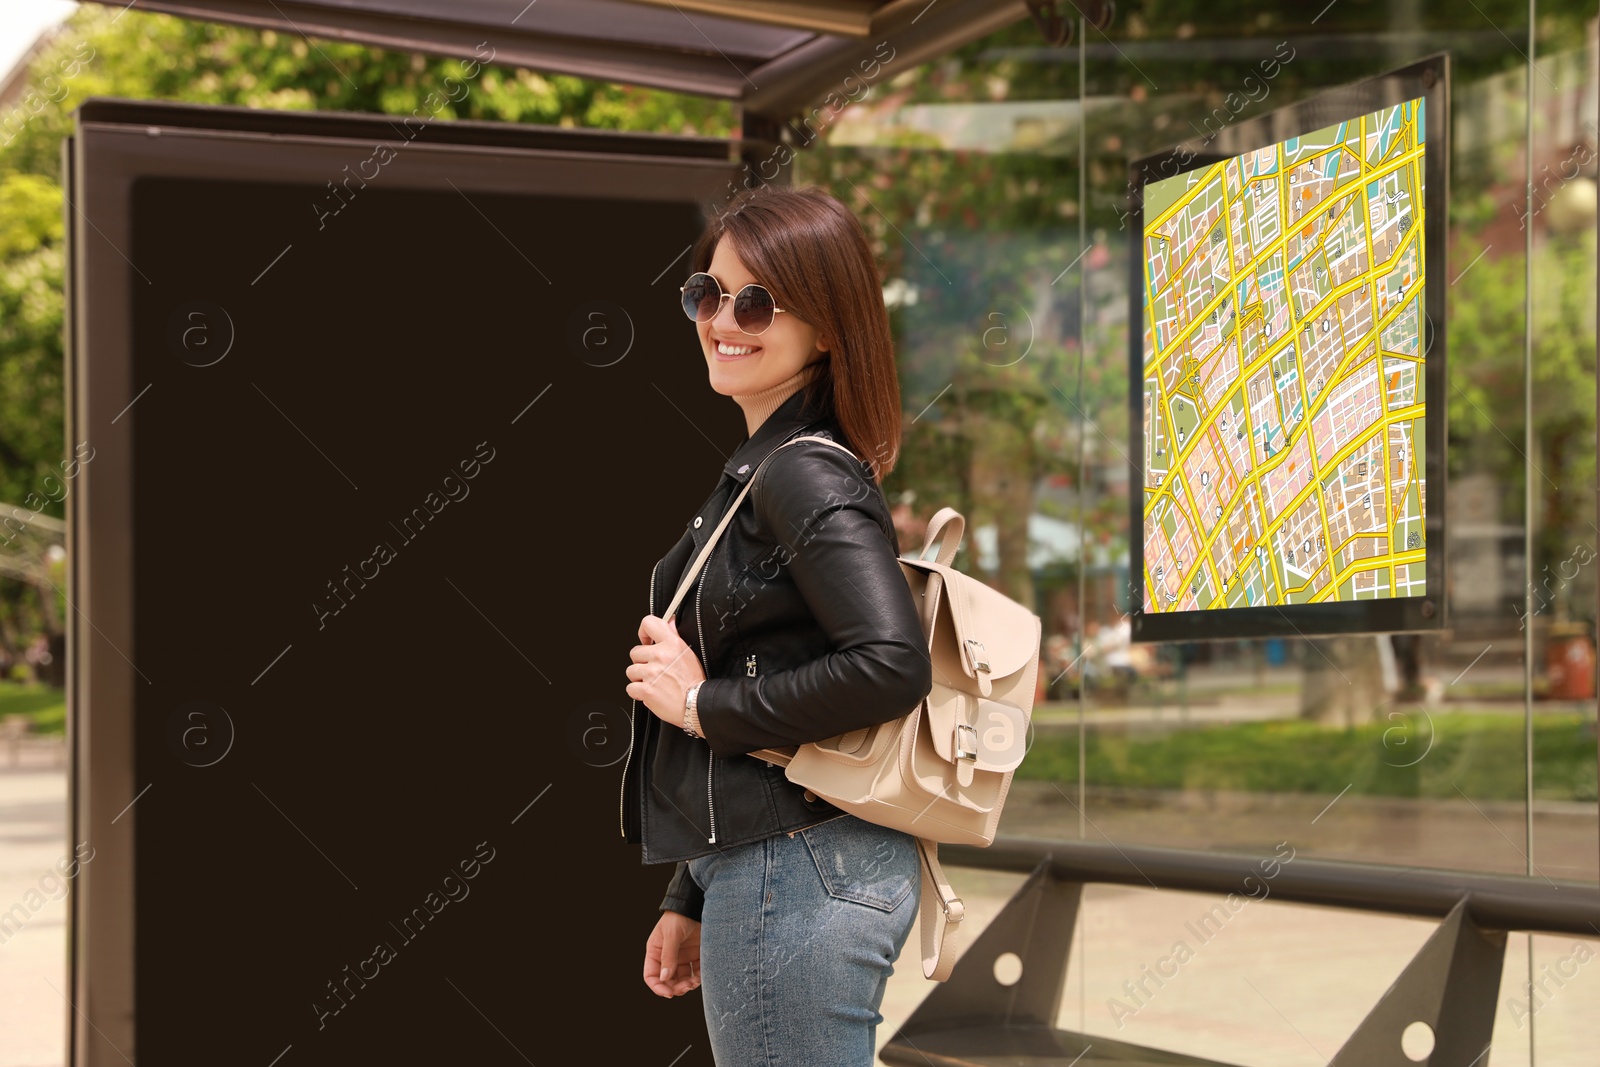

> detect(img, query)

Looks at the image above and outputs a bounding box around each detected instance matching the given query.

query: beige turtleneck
[731,358,825,435]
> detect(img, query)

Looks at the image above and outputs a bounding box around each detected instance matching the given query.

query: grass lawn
[1017,712,1599,803]
[0,684,66,733]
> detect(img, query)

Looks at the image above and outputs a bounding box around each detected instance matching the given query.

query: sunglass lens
[681,274,720,321]
[733,286,776,334]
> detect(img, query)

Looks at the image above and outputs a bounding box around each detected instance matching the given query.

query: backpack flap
[922,560,1040,699]
[924,685,1029,787]
[899,558,942,646]
[913,560,1040,707]
[906,556,1042,790]
[910,692,1000,812]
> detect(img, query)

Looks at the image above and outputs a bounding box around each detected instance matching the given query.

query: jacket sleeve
[660,860,704,922]
[692,444,933,758]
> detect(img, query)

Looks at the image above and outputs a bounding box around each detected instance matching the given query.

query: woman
[620,183,933,1066]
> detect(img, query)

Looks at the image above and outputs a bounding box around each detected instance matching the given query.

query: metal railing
[883,836,1600,1067]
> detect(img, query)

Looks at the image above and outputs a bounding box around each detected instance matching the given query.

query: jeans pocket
[686,853,710,893]
[797,816,915,912]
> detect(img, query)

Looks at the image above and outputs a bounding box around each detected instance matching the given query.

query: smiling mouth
[715,341,762,356]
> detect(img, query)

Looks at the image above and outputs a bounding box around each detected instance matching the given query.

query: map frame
[1127,53,1449,643]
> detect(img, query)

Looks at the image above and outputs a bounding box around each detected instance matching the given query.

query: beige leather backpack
[661,434,1043,981]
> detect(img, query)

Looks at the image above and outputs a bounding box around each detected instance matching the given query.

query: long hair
[689,184,903,483]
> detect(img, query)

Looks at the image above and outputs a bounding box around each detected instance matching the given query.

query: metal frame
[731,0,1035,188]
[110,0,1034,109]
[679,274,791,335]
[92,1,1046,226]
[943,836,1600,934]
[611,0,878,36]
[741,0,1030,118]
[64,95,740,1067]
[886,838,1599,1066]
[119,0,823,99]
[1127,54,1450,643]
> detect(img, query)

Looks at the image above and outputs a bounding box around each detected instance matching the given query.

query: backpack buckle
[954,722,978,761]
[965,637,990,673]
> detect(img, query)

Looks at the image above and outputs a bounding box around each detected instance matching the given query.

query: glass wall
[794,3,1597,1064]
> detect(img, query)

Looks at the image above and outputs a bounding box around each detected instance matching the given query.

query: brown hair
[689,184,903,483]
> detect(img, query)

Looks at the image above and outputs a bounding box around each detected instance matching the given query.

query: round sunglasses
[679,272,788,336]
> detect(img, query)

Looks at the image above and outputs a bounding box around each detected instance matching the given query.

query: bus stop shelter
[61,2,1600,1066]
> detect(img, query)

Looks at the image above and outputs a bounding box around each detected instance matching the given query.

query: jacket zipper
[618,558,660,839]
[694,563,716,843]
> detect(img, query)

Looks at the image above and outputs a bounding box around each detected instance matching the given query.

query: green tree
[0,5,733,665]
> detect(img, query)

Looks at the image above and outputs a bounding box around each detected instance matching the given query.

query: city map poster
[1141,99,1426,615]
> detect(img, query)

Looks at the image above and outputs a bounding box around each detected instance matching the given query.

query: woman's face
[697,238,828,397]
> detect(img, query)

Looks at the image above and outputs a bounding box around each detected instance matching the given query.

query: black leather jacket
[618,386,932,922]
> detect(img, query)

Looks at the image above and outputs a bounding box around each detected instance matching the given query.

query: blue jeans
[685,813,922,1066]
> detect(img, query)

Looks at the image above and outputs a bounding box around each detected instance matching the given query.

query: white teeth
[717,342,758,355]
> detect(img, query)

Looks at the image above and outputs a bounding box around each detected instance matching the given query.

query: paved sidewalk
[0,762,69,1067]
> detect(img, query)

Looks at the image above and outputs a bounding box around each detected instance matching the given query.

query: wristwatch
[682,681,704,739]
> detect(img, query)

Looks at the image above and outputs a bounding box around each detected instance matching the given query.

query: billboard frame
[1126,52,1449,643]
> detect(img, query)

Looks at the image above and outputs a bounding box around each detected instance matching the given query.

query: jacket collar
[720,385,835,485]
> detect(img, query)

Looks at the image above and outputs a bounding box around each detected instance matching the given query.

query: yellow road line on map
[1148,145,1422,367]
[1173,402,1421,603]
[1144,110,1424,608]
[1147,135,1352,233]
[1169,214,1422,475]
[1311,550,1426,600]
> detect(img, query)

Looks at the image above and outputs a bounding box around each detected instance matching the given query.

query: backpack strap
[917,837,965,981]
[659,436,973,981]
[920,507,965,567]
[659,434,854,623]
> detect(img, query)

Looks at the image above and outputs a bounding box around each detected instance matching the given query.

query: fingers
[643,952,699,998]
[658,957,700,997]
[639,614,674,645]
[667,958,701,996]
[643,917,703,999]
[623,660,664,704]
[643,934,670,997]
[658,930,678,987]
[626,617,707,724]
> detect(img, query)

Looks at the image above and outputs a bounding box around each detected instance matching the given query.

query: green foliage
[0,7,734,186]
[1017,711,1599,802]
[0,682,66,732]
[794,137,1087,601]
[0,174,62,254]
[1448,227,1598,586]
[0,240,63,506]
[0,4,732,654]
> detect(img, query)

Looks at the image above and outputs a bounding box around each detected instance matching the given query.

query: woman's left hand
[626,615,707,729]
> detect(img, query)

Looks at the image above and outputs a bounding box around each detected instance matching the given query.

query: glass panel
[803,1,1593,886]
[1077,2,1565,878]
[1529,4,1599,890]
[1072,6,1590,1058]
[814,3,1597,1064]
[1529,8,1600,1064]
